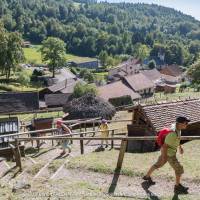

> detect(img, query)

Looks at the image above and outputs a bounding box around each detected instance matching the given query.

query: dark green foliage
[148,60,156,69]
[70,82,97,99]
[79,69,95,83]
[109,95,133,107]
[0,1,200,65]
[30,69,44,82]
[63,93,116,120]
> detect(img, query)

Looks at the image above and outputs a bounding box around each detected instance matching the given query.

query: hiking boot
[142,176,155,185]
[174,184,189,194]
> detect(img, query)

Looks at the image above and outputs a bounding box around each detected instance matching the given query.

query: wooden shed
[0,117,19,148]
[0,117,25,159]
[127,99,200,152]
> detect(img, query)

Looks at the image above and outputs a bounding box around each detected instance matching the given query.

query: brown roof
[141,99,200,131]
[0,92,39,114]
[124,73,155,92]
[98,81,141,101]
[108,58,142,78]
[160,65,183,77]
[141,69,162,82]
[45,93,69,107]
[141,69,178,84]
[161,74,178,83]
[47,78,84,94]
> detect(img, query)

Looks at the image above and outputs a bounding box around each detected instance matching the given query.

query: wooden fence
[9,134,200,172]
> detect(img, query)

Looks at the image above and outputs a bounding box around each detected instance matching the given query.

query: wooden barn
[127,99,200,152]
[0,92,39,114]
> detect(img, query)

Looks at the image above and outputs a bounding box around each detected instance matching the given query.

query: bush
[31,69,44,82]
[70,83,97,99]
[17,70,31,86]
[0,84,13,91]
[109,95,133,107]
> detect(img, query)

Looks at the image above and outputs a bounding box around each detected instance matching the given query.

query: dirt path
[51,167,200,200]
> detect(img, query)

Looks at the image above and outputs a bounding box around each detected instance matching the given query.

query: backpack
[156,128,173,147]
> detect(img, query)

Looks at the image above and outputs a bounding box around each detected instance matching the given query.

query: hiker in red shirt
[143,116,190,194]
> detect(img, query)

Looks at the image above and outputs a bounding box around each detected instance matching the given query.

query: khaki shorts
[154,155,184,176]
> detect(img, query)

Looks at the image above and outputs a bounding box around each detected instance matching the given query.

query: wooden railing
[10,135,200,172]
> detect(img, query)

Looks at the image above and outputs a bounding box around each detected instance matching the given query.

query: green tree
[41,37,66,78]
[72,82,97,98]
[148,60,156,69]
[0,26,24,81]
[187,61,200,84]
[17,70,30,86]
[99,50,108,67]
[134,44,150,62]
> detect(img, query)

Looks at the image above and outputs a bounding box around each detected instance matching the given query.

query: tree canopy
[0,23,24,81]
[0,0,200,66]
[41,37,66,77]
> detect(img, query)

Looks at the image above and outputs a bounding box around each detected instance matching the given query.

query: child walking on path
[99,119,109,148]
[143,116,190,194]
[56,117,72,156]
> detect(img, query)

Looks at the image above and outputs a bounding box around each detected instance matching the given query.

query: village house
[160,64,185,82]
[0,92,39,114]
[108,58,142,81]
[39,78,84,108]
[141,68,178,93]
[22,41,31,48]
[98,80,141,106]
[68,60,99,69]
[46,68,77,86]
[127,99,200,152]
[123,73,155,97]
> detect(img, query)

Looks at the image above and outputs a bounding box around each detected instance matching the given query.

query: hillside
[0,0,200,65]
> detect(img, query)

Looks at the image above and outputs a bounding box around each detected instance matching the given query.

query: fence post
[80,133,84,154]
[116,139,127,171]
[93,122,95,131]
[111,130,114,149]
[15,139,22,171]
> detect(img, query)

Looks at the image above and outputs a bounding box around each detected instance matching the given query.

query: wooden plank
[18,135,200,142]
[116,139,127,170]
[50,160,69,180]
[111,130,114,149]
[15,139,22,171]
[80,133,84,154]
[33,158,54,179]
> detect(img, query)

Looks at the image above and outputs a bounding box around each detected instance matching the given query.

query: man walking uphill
[143,116,190,194]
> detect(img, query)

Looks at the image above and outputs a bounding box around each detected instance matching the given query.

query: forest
[0,0,200,66]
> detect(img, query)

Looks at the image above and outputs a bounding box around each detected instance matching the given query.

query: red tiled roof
[124,73,155,92]
[98,81,141,101]
[141,99,200,131]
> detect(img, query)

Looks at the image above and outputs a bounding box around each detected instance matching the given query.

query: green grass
[23,45,96,64]
[23,46,42,64]
[142,89,200,105]
[67,140,200,181]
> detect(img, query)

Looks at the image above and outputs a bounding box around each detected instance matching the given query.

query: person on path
[56,117,72,156]
[143,116,190,194]
[99,119,109,148]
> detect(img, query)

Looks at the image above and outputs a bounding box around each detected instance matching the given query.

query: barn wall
[127,124,156,153]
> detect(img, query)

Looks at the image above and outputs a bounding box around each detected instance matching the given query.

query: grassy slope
[23,45,96,64]
[67,140,200,181]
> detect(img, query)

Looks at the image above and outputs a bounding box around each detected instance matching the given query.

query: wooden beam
[80,133,84,154]
[116,139,127,170]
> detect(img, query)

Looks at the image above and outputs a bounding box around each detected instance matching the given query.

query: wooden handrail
[17,135,200,142]
[0,128,120,139]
